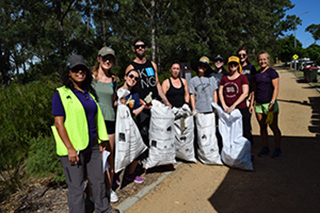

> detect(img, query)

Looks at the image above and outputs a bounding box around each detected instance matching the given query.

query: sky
[284,0,320,48]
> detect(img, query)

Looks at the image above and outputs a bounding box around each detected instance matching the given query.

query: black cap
[213,55,224,62]
[66,55,88,69]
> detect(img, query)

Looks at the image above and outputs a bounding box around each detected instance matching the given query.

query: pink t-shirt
[219,74,249,109]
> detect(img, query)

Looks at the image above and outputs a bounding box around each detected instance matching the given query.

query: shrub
[25,135,65,182]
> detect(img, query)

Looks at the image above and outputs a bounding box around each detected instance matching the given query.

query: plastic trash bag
[172,104,196,163]
[195,111,222,165]
[114,88,147,173]
[265,111,273,125]
[212,103,253,171]
[143,100,176,169]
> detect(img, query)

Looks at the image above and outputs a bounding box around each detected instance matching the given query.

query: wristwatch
[270,101,275,104]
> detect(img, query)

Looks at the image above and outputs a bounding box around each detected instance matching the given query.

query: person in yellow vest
[51,55,121,213]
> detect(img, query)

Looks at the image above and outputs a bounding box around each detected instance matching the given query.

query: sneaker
[272,148,282,158]
[109,208,122,213]
[126,173,144,184]
[258,147,270,157]
[110,190,119,203]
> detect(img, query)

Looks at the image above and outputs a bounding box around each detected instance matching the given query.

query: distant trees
[0,0,297,84]
[305,24,320,45]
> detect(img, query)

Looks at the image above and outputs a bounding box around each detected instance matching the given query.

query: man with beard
[125,38,171,145]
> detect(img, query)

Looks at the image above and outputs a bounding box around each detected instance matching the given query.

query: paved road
[121,67,320,213]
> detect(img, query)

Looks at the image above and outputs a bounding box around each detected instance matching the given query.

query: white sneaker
[110,190,119,203]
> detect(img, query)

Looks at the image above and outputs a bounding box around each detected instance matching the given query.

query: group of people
[51,38,282,213]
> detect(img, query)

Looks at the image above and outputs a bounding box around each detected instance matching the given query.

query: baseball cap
[227,56,242,73]
[66,55,88,69]
[213,55,224,62]
[98,47,115,57]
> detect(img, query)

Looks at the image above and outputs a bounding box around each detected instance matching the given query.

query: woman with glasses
[162,62,189,108]
[237,47,257,107]
[92,47,119,203]
[250,51,281,158]
[209,55,227,86]
[117,69,148,183]
[52,55,121,213]
[219,56,252,155]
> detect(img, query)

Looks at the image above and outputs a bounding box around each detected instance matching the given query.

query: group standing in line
[51,38,282,213]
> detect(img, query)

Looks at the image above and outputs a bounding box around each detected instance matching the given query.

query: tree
[305,24,320,44]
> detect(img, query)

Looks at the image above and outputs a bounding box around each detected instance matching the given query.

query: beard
[135,51,145,60]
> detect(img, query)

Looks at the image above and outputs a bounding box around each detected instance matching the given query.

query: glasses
[128,74,139,81]
[238,54,247,58]
[214,59,223,63]
[71,65,87,73]
[134,44,146,49]
[229,62,239,67]
[101,56,115,63]
[198,63,208,69]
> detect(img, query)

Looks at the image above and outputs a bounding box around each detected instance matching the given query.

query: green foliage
[305,44,320,65]
[0,74,60,190]
[305,24,320,44]
[275,34,304,62]
[25,135,65,182]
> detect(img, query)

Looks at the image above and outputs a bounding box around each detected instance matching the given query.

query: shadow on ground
[309,96,320,140]
[209,135,320,213]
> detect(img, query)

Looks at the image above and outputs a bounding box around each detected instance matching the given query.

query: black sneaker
[109,208,122,213]
[258,147,270,157]
[271,148,282,158]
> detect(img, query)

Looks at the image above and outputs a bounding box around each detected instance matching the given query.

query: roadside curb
[290,68,320,93]
[116,162,182,212]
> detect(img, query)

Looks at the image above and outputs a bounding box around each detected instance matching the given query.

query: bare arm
[219,84,229,113]
[152,61,172,107]
[213,90,218,104]
[229,84,249,113]
[269,77,279,111]
[54,116,79,164]
[132,99,148,117]
[190,93,196,110]
[183,78,190,104]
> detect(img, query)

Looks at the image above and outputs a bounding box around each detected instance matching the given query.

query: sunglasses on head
[128,74,139,81]
[101,55,115,63]
[71,65,87,73]
[134,44,146,49]
[238,54,246,58]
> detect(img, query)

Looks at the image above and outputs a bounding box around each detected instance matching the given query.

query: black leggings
[239,107,253,144]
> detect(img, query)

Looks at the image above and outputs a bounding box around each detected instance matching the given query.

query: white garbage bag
[195,112,222,165]
[114,88,148,173]
[143,100,176,169]
[172,104,196,163]
[212,102,253,171]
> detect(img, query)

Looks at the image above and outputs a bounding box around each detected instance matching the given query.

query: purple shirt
[52,89,98,144]
[253,67,279,104]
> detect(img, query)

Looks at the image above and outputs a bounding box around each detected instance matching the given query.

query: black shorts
[105,120,115,135]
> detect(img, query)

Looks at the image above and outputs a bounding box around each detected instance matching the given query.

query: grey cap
[66,55,87,69]
[98,47,115,57]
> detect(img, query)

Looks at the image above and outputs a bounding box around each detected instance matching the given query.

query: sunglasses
[214,59,223,63]
[238,54,247,58]
[198,63,208,69]
[101,55,115,63]
[134,44,146,49]
[71,65,87,73]
[229,62,239,67]
[128,74,139,81]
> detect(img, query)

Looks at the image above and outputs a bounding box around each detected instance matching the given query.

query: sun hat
[191,56,213,75]
[98,47,115,57]
[66,55,88,69]
[227,56,242,73]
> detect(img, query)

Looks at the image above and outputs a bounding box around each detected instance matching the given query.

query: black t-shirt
[130,59,159,100]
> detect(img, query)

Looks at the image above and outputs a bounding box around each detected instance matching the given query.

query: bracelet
[270,101,275,104]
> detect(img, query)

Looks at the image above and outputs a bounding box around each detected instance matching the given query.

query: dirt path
[124,67,320,213]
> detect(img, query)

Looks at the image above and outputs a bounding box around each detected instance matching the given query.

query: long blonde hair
[91,60,119,83]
